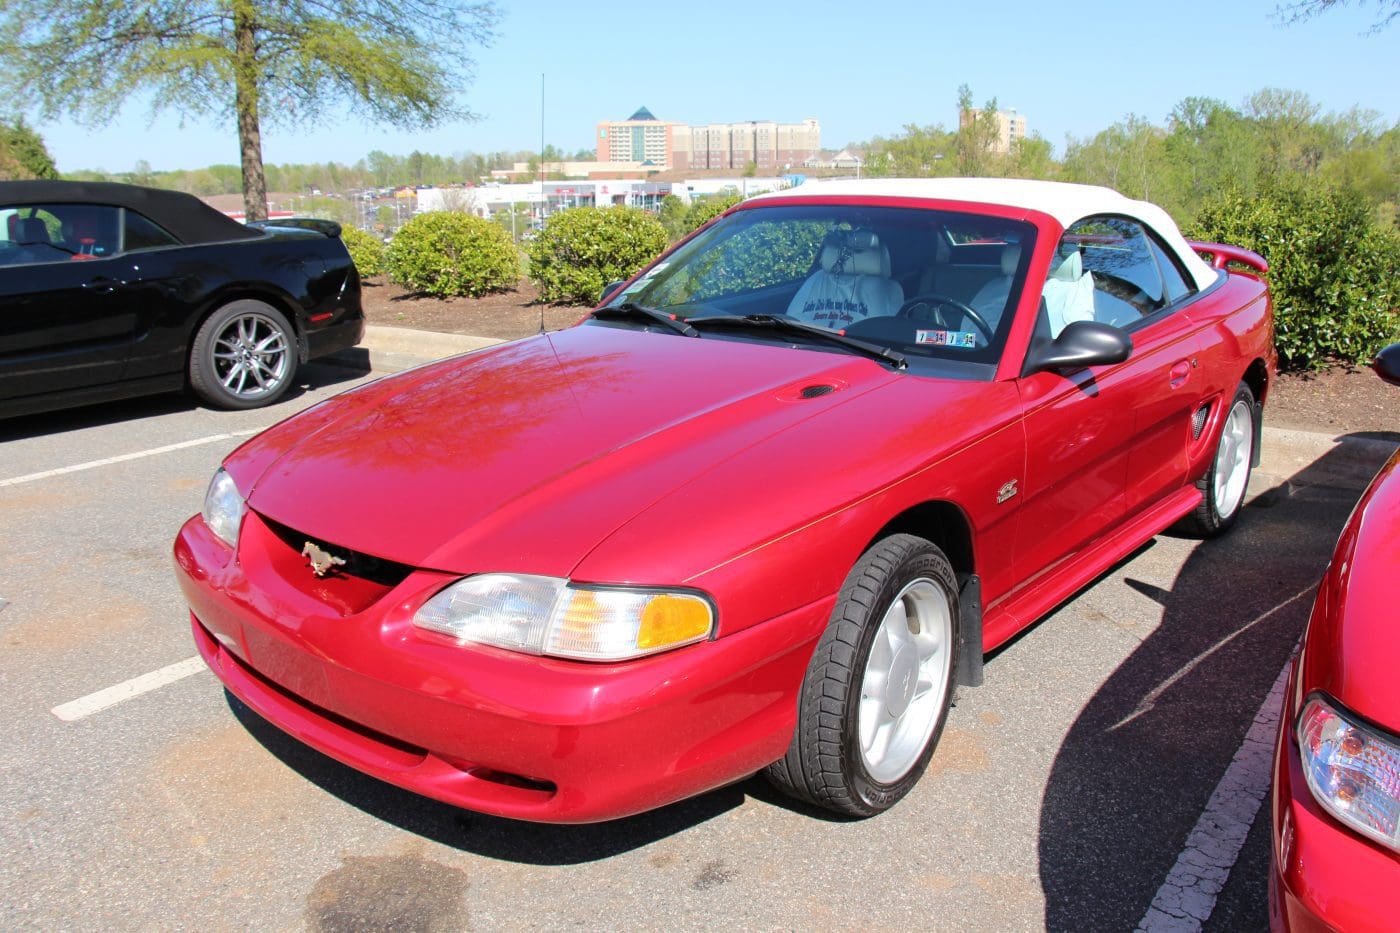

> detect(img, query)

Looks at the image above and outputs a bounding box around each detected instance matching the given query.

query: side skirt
[981,484,1203,654]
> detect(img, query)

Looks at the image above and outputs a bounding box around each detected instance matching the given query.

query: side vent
[1192,403,1211,440]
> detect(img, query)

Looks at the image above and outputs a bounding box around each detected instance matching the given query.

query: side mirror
[600,280,626,304]
[1024,320,1132,374]
[1373,343,1400,387]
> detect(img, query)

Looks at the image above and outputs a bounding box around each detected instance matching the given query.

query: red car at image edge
[1270,343,1400,931]
[174,178,1276,822]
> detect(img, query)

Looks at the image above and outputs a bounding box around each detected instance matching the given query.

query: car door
[1072,217,1211,518]
[0,203,134,402]
[1013,348,1133,599]
[1008,217,1215,598]
[115,207,204,381]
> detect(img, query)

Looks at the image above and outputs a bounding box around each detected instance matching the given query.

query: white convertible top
[750,178,1218,290]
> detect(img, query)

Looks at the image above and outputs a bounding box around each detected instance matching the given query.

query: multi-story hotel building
[958,108,1028,154]
[596,108,821,171]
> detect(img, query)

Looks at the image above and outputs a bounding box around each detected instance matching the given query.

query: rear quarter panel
[126,231,359,379]
[1182,272,1274,476]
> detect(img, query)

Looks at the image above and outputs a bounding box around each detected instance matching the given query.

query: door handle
[1169,360,1191,388]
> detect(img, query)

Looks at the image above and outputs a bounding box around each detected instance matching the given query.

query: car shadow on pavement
[0,359,368,442]
[227,692,815,864]
[1035,438,1395,931]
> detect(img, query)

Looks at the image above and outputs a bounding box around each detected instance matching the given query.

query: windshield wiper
[688,314,907,369]
[592,302,699,337]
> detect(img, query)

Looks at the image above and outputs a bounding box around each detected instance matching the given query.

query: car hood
[230,325,905,574]
[1301,448,1400,729]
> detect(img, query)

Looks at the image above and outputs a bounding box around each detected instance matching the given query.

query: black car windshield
[598,203,1038,379]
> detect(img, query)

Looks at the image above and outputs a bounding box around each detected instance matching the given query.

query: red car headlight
[1297,693,1400,853]
[413,573,715,662]
[201,468,245,549]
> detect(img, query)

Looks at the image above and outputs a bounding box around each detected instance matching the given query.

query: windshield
[602,203,1038,379]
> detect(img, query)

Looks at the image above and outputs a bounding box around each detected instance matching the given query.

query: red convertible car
[174,179,1275,822]
[1270,343,1400,930]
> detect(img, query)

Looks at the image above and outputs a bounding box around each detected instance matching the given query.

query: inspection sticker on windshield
[915,329,977,348]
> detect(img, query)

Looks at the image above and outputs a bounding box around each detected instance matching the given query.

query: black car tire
[766,534,959,817]
[190,300,297,410]
[1179,382,1256,537]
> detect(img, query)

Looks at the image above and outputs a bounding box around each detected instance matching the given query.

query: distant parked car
[175,178,1275,823]
[1270,342,1400,930]
[0,181,363,418]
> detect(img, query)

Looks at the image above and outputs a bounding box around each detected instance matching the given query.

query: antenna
[538,72,547,336]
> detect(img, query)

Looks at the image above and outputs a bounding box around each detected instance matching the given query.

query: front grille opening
[1192,403,1211,440]
[258,514,416,587]
[467,768,557,795]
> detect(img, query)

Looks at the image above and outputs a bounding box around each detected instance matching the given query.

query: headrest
[65,212,99,238]
[16,218,50,244]
[1049,246,1081,281]
[820,229,890,277]
[1000,243,1022,276]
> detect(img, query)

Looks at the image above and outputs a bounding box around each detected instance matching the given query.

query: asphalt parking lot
[1,349,1393,931]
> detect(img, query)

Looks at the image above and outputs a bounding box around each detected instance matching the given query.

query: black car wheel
[766,534,959,817]
[190,300,296,409]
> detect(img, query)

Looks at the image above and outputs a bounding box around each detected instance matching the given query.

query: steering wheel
[896,293,994,344]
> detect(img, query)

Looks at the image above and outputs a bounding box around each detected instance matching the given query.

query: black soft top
[0,180,262,244]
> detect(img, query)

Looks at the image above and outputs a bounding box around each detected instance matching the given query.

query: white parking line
[1136,660,1291,931]
[51,656,208,722]
[0,431,258,488]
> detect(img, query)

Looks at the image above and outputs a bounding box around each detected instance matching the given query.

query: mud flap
[957,573,984,688]
[1252,401,1264,468]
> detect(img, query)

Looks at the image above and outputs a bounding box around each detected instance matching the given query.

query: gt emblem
[301,541,346,577]
[997,479,1019,504]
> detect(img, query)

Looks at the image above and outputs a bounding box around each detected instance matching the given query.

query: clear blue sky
[35,0,1400,174]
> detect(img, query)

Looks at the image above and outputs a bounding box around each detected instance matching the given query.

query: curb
[1258,425,1397,487]
[324,325,506,374]
[1262,426,1398,464]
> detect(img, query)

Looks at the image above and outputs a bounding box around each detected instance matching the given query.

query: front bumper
[1269,661,1400,931]
[174,513,829,823]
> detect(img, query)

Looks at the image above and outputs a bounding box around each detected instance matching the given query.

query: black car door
[0,204,135,402]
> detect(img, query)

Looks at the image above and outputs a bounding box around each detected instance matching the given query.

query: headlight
[1297,694,1400,853]
[202,468,245,549]
[413,573,714,661]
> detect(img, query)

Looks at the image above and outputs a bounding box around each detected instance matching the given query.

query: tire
[189,300,297,410]
[1180,381,1256,537]
[766,534,959,817]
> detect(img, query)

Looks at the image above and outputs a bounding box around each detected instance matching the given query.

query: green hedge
[680,192,743,236]
[384,211,520,297]
[526,207,668,304]
[1191,184,1400,370]
[339,226,385,277]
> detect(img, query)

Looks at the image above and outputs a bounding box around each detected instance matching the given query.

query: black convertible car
[0,181,363,418]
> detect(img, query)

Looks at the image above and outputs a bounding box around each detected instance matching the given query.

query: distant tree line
[861,86,1400,229]
[60,144,597,197]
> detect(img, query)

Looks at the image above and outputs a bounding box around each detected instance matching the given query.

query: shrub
[1191,183,1400,370]
[681,192,743,236]
[658,194,688,242]
[384,211,520,297]
[526,206,668,304]
[339,225,385,277]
